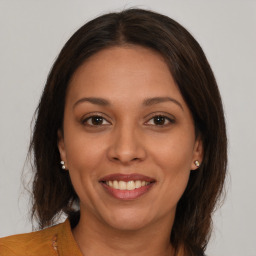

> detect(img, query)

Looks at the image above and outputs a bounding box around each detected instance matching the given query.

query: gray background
[0,1,255,255]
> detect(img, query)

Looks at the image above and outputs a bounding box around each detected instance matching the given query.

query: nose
[107,124,147,165]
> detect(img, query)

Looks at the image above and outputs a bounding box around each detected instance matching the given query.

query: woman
[0,8,227,256]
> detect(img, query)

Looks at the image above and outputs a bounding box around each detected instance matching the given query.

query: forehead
[67,45,184,106]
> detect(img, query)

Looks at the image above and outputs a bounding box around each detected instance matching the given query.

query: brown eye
[153,116,166,125]
[83,115,110,126]
[146,115,175,126]
[90,116,103,125]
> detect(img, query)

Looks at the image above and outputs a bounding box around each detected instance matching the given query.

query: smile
[99,173,156,200]
[105,180,150,190]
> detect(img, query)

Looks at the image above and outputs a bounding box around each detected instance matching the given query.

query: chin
[101,208,157,232]
[107,218,149,231]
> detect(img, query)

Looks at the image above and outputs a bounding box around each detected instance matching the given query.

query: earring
[60,161,66,170]
[194,160,200,167]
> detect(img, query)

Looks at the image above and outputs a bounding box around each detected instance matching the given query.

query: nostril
[113,157,139,162]
[107,143,147,163]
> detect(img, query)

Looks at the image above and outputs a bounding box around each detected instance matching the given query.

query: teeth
[106,180,150,190]
[127,181,135,190]
[113,180,119,189]
[135,180,141,188]
[119,181,126,190]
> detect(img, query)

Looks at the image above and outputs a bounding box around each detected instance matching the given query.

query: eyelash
[81,113,175,128]
[82,114,110,126]
[145,114,175,127]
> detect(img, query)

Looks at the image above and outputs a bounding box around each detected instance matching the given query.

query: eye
[82,115,110,126]
[146,114,175,126]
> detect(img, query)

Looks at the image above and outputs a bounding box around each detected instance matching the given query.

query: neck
[72,209,176,256]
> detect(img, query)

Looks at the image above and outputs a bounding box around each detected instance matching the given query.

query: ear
[57,129,68,169]
[190,137,203,170]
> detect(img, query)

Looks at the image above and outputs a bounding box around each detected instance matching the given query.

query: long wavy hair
[30,8,227,256]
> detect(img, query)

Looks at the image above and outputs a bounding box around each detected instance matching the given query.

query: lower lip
[101,182,155,200]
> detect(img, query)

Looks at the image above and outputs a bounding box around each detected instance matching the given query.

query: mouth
[99,173,156,200]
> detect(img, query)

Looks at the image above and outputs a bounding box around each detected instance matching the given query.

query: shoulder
[0,222,63,256]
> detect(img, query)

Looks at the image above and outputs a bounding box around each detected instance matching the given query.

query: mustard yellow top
[0,219,82,256]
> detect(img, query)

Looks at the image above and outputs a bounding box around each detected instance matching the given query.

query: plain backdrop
[0,1,255,256]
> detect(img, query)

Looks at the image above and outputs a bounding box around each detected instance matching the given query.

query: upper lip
[99,173,155,182]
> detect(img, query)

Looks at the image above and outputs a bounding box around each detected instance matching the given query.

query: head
[30,8,227,255]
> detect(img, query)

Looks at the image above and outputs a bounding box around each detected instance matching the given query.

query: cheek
[148,132,194,203]
[65,136,105,174]
[63,135,107,209]
[63,131,107,197]
[150,131,195,173]
[156,142,192,191]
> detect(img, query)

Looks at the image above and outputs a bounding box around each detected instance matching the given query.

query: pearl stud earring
[194,160,200,167]
[60,161,66,170]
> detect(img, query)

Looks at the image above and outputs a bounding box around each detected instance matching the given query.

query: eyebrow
[73,96,183,110]
[73,97,110,108]
[142,97,183,110]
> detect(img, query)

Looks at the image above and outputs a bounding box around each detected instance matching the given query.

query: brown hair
[30,8,227,255]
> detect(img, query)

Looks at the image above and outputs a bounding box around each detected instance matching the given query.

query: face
[58,46,203,231]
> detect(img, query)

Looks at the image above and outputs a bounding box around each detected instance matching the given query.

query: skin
[58,45,203,256]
